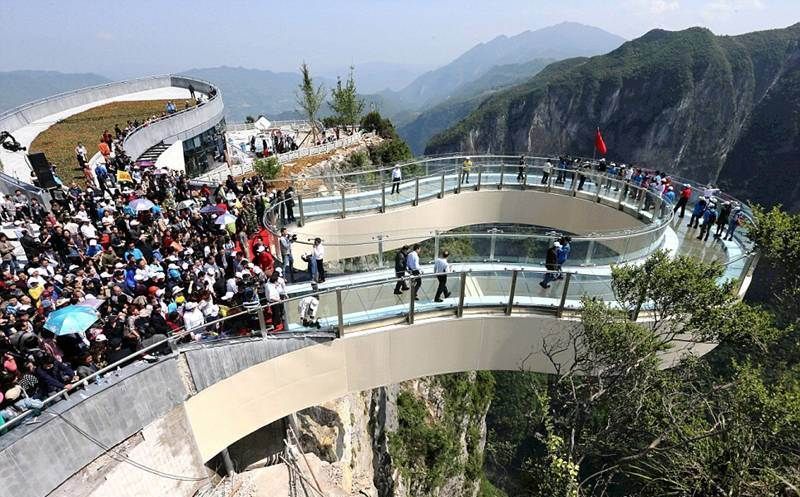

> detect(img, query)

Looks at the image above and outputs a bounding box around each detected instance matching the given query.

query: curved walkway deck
[0,155,757,497]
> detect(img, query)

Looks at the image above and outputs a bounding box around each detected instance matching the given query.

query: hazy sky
[0,0,796,78]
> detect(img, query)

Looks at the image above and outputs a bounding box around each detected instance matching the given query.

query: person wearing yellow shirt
[461,157,473,184]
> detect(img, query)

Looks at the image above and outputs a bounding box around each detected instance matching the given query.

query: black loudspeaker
[27,152,58,189]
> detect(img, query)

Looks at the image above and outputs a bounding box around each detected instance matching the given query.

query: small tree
[345,151,371,171]
[253,156,281,180]
[296,62,325,142]
[330,66,365,131]
[361,110,398,139]
[368,139,413,166]
[245,115,256,124]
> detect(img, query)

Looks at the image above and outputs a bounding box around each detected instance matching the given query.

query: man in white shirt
[405,244,422,299]
[542,160,553,184]
[433,250,451,302]
[703,184,721,199]
[391,164,402,195]
[182,302,205,339]
[312,237,325,282]
[80,220,98,240]
[75,142,88,167]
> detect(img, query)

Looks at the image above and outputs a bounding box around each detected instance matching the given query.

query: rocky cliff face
[292,372,494,497]
[426,24,800,210]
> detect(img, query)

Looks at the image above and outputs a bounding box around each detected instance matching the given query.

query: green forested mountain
[0,70,111,113]
[427,24,800,210]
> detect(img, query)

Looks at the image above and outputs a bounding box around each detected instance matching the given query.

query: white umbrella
[128,198,155,211]
[215,212,238,225]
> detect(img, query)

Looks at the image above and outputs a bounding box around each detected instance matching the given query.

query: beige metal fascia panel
[184,314,717,462]
[343,329,393,393]
[386,317,485,382]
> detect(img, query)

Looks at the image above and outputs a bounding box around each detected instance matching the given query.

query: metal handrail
[262,161,675,245]
[0,75,172,121]
[1,246,755,435]
[122,84,220,154]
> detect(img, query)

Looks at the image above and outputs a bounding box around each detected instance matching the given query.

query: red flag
[594,128,607,156]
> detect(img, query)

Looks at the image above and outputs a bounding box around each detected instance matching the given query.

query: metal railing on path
[260,154,754,268]
[0,248,758,436]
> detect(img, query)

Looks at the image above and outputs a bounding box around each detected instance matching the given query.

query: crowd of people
[0,134,327,426]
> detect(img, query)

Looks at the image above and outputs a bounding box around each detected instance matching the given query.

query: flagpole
[593,127,597,161]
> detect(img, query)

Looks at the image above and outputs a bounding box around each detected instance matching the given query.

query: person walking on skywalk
[393,245,410,295]
[540,240,561,289]
[433,250,451,302]
[391,164,402,195]
[406,244,422,299]
[516,155,525,183]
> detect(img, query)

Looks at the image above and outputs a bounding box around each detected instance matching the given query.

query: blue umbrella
[44,305,99,336]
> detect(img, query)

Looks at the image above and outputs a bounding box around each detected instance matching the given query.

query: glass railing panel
[302,195,343,219]
[619,228,663,263]
[434,233,492,263]
[564,273,616,309]
[514,269,563,309]
[305,288,341,330]
[588,235,630,266]
[719,253,749,286]
[384,178,418,207]
[407,272,464,314]
[460,270,513,308]
[341,188,382,214]
[333,251,386,273]
[620,183,645,211]
[338,277,409,327]
[491,235,549,265]
[282,292,339,333]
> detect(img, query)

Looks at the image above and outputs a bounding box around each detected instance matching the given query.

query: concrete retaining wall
[0,358,187,497]
[0,335,329,497]
[183,335,334,391]
[48,405,208,497]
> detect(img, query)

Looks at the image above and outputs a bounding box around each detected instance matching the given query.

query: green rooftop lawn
[29,99,193,182]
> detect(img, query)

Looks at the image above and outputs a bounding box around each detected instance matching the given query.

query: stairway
[137,141,171,163]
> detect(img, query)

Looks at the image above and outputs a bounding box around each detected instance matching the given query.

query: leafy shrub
[389,391,459,493]
[361,110,398,139]
[253,156,281,179]
[345,150,371,171]
[368,139,412,166]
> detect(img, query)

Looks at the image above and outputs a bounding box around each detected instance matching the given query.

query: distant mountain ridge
[0,70,111,113]
[385,22,626,111]
[398,58,558,154]
[179,66,337,122]
[426,23,800,210]
[0,23,627,147]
